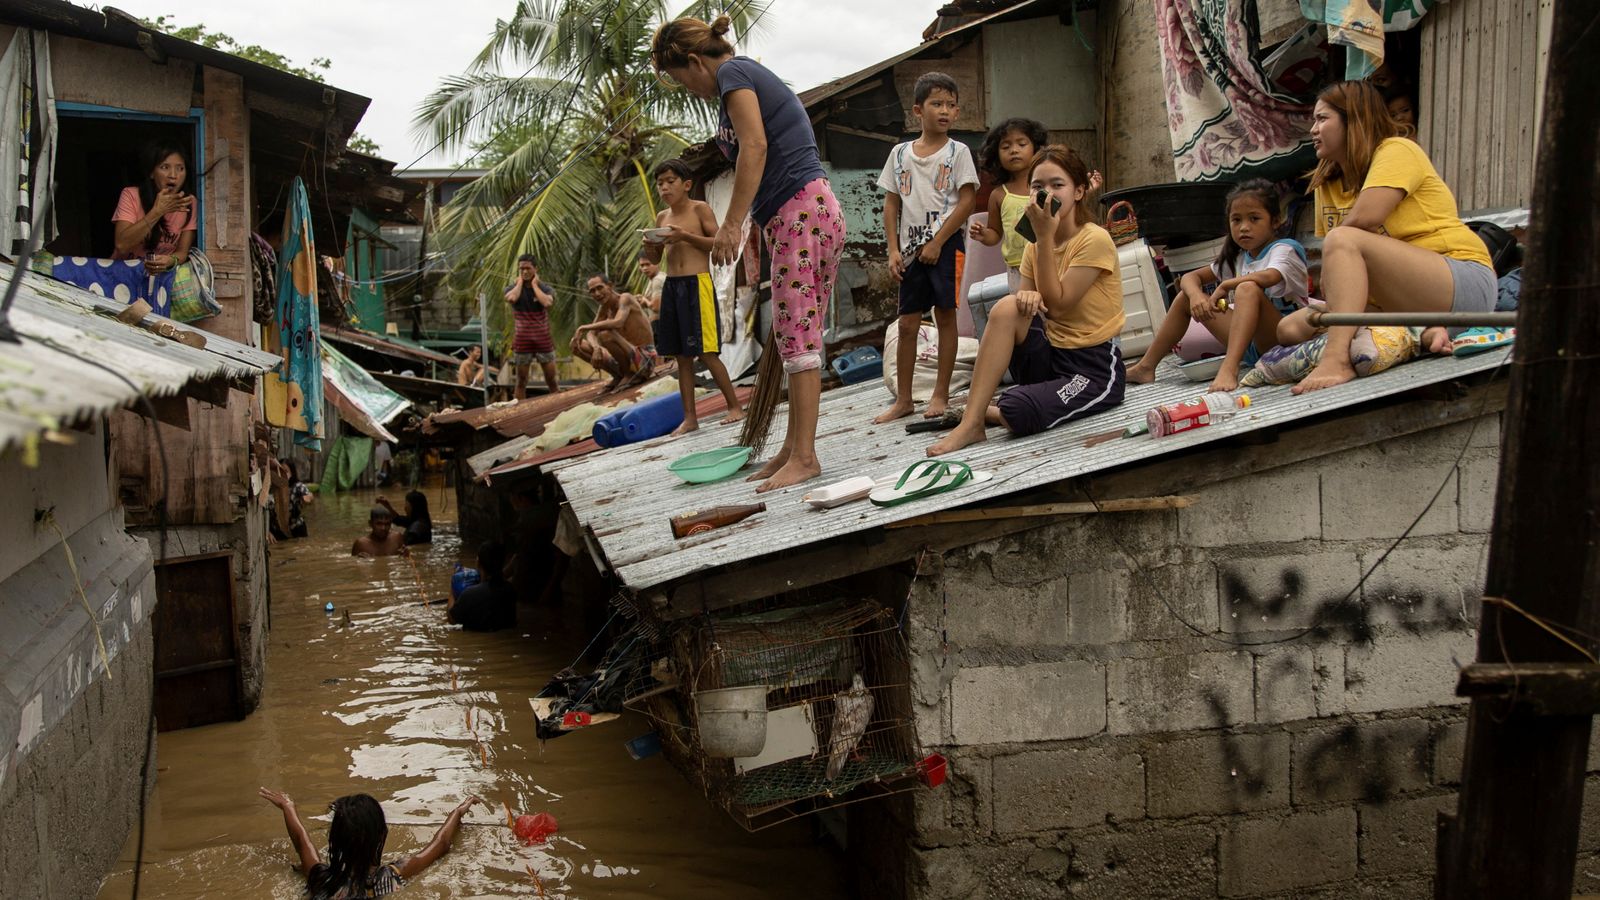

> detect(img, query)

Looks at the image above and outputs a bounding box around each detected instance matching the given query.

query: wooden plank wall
[1418,0,1547,211]
[111,67,257,528]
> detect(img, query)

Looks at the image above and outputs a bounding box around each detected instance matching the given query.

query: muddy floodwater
[98,484,844,899]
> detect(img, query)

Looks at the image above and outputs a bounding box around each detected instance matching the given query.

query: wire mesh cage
[625,598,922,830]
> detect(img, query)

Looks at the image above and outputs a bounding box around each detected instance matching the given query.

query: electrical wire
[1100,351,1514,649]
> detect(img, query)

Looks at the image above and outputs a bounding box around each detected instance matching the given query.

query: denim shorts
[1445,257,1496,337]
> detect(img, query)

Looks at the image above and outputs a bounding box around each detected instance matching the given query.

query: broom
[738,328,785,459]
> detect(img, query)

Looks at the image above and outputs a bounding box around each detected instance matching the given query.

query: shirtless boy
[643,159,744,435]
[351,506,406,557]
[572,274,658,391]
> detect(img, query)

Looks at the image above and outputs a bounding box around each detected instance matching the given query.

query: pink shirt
[112,186,197,260]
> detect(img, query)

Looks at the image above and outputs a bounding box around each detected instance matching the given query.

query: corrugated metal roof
[551,349,1511,592]
[0,268,280,452]
[796,0,1051,108]
[321,326,459,368]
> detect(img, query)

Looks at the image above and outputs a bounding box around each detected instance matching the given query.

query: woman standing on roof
[651,15,846,493]
[112,142,197,274]
[1288,80,1495,393]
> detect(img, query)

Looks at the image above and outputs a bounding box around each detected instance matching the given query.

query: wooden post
[1438,1,1600,896]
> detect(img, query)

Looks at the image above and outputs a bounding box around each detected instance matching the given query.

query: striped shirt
[510,281,554,353]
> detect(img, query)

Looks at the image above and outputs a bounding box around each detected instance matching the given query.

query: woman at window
[112,142,196,274]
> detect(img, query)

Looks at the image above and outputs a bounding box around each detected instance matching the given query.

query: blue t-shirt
[715,57,827,225]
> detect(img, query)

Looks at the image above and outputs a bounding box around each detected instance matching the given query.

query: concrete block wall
[900,415,1501,899]
[0,605,156,900]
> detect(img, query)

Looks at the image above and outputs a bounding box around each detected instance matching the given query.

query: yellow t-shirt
[997,188,1031,268]
[1314,137,1491,267]
[1019,222,1125,349]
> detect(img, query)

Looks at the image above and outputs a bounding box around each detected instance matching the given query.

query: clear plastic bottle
[1147,392,1252,437]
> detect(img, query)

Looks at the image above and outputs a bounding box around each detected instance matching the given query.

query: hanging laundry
[1154,0,1314,181]
[48,257,174,317]
[0,28,57,256]
[1298,0,1385,78]
[268,177,324,449]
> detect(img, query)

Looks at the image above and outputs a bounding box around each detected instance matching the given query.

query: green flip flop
[868,460,991,507]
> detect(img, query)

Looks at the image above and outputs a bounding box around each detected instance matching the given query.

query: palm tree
[415,0,770,353]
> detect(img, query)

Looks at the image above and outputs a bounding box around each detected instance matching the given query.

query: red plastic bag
[513,811,558,845]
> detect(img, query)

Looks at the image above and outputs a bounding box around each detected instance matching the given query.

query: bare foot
[1421,326,1452,355]
[747,448,789,482]
[926,422,987,457]
[1208,367,1239,393]
[1292,358,1358,394]
[670,420,699,437]
[1125,362,1157,385]
[873,400,915,425]
[756,456,822,493]
[923,397,948,419]
[719,408,746,425]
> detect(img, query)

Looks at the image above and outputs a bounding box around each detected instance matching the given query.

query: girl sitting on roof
[112,142,197,275]
[926,145,1126,457]
[1287,80,1496,393]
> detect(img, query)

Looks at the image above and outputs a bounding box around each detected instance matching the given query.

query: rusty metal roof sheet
[0,268,280,453]
[550,349,1512,593]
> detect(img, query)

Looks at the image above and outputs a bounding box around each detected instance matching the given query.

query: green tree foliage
[414,0,770,353]
[348,133,382,155]
[145,16,333,82]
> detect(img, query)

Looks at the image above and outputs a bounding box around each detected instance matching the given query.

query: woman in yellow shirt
[1290,80,1496,394]
[928,145,1125,457]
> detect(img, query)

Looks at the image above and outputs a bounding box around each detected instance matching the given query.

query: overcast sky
[101,0,934,168]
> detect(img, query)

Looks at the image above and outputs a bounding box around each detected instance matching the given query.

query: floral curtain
[1155,0,1314,181]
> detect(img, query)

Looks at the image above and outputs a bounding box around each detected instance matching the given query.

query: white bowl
[640,227,672,244]
[1176,355,1224,382]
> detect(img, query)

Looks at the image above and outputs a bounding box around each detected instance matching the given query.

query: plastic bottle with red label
[1146,392,1252,437]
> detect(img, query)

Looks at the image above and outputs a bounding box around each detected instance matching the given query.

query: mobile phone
[1014,192,1063,243]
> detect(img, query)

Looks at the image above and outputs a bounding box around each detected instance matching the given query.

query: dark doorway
[50,114,199,259]
[154,551,243,731]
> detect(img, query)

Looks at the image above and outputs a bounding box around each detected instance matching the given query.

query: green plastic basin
[669,446,753,484]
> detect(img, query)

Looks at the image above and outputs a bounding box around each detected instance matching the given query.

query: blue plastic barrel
[593,391,686,448]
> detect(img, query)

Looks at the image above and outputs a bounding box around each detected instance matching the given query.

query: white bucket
[694,685,770,757]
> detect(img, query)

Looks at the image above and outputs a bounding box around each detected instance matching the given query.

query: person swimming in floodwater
[351,506,407,557]
[375,491,432,545]
[258,788,480,899]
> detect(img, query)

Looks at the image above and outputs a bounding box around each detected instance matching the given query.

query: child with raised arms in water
[259,788,479,898]
[642,158,745,435]
[1125,179,1308,393]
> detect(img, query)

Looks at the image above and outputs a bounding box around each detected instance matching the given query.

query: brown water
[98,484,844,899]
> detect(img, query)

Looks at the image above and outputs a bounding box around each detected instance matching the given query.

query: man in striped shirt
[505,254,560,399]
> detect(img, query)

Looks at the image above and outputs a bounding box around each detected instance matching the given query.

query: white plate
[640,227,672,243]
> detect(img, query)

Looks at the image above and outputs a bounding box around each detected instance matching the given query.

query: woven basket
[1105,200,1140,246]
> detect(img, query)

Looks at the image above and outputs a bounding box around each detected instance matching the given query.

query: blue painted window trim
[55,102,208,248]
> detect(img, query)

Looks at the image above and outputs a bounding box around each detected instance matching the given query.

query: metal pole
[1304,311,1516,328]
[478,291,489,403]
[1437,0,1599,895]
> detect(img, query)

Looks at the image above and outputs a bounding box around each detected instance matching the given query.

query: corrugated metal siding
[0,268,280,453]
[1419,0,1548,211]
[551,348,1510,592]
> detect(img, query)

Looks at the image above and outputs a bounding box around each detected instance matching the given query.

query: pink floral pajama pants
[763,178,845,374]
